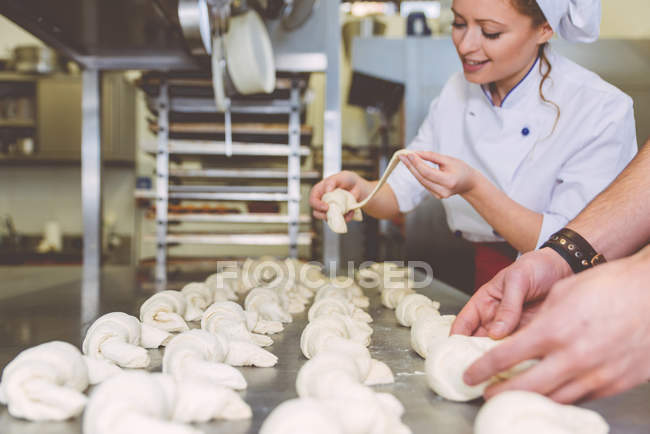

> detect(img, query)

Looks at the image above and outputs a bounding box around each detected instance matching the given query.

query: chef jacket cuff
[536,212,571,249]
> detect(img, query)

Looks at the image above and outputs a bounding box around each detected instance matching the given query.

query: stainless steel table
[1,266,649,433]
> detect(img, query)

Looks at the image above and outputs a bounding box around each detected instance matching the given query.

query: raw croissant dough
[163,330,246,389]
[381,286,416,309]
[180,282,213,322]
[411,312,456,359]
[321,150,414,234]
[83,356,123,385]
[356,262,410,291]
[474,390,609,434]
[300,314,373,359]
[322,189,363,234]
[84,372,197,434]
[267,351,405,434]
[156,374,252,423]
[0,341,89,421]
[425,335,537,402]
[297,342,393,391]
[425,335,499,401]
[140,290,190,333]
[260,398,344,434]
[202,301,274,347]
[314,281,369,309]
[395,293,440,327]
[82,312,150,368]
[84,371,251,434]
[308,297,372,324]
[204,272,239,302]
[245,287,293,323]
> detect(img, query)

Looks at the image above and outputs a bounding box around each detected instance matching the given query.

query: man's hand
[451,248,572,338]
[464,246,650,404]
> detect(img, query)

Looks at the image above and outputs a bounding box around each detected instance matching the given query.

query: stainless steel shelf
[168,97,299,115]
[146,232,313,245]
[166,213,311,224]
[168,185,288,194]
[136,190,290,201]
[169,167,320,180]
[0,119,36,128]
[147,78,312,284]
[143,140,311,156]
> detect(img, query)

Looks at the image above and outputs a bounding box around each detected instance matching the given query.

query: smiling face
[451,0,553,94]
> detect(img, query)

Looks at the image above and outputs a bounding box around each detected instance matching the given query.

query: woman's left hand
[399,150,478,199]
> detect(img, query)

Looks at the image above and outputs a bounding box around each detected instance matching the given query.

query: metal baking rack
[137,73,316,286]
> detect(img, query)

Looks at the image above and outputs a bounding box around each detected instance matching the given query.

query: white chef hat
[536,0,601,42]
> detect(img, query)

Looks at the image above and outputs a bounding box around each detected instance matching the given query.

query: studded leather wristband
[540,228,606,274]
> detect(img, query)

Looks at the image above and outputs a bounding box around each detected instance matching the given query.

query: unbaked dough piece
[285,258,324,289]
[83,372,202,434]
[308,297,373,324]
[295,361,409,434]
[352,149,414,210]
[82,312,150,368]
[162,330,247,390]
[296,343,393,396]
[289,258,328,292]
[331,276,369,308]
[395,294,440,327]
[381,287,416,309]
[300,314,373,359]
[474,390,609,434]
[140,290,190,333]
[322,150,415,234]
[326,337,393,385]
[357,262,412,293]
[426,335,498,401]
[425,335,538,402]
[314,284,369,310]
[321,150,414,230]
[141,323,174,349]
[321,390,411,434]
[262,276,310,314]
[155,374,252,423]
[322,189,363,234]
[205,272,239,302]
[202,301,274,347]
[83,356,123,385]
[355,265,383,290]
[167,328,276,370]
[180,282,213,321]
[0,341,89,421]
[237,257,282,294]
[296,352,364,398]
[245,287,293,323]
[411,313,455,358]
[225,340,278,368]
[260,398,345,434]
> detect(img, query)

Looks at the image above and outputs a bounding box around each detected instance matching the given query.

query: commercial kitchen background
[0,0,648,295]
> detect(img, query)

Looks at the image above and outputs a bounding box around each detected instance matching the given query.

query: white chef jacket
[387,46,638,248]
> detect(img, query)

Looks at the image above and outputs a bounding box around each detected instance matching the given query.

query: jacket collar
[479,55,542,109]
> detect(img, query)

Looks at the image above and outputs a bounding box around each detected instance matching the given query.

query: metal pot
[13,45,58,74]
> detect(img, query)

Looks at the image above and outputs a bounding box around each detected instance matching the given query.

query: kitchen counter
[1,266,649,433]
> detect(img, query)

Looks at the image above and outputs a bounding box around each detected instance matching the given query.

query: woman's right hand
[309,171,372,221]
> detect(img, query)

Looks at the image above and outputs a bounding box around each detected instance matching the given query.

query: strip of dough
[352,149,413,209]
[321,150,414,234]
